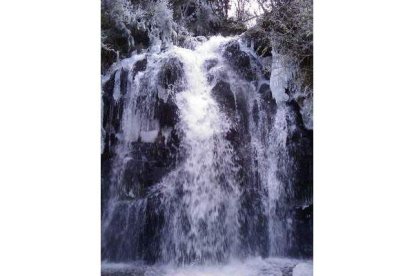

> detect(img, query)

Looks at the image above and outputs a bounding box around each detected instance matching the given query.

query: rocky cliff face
[101,35,312,264]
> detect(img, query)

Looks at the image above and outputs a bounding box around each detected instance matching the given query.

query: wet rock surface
[120,131,180,199]
[211,80,236,112]
[102,36,312,265]
[223,41,256,81]
[157,57,185,91]
[101,56,184,242]
[132,58,147,78]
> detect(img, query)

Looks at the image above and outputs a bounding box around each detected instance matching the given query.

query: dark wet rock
[291,204,313,258]
[239,187,269,258]
[204,58,218,71]
[226,92,266,260]
[101,129,179,263]
[206,64,228,85]
[102,37,312,263]
[102,72,116,99]
[258,83,277,113]
[235,90,249,130]
[151,57,186,129]
[206,73,215,84]
[101,47,118,74]
[120,68,129,96]
[102,71,125,160]
[280,101,313,184]
[155,97,179,128]
[140,196,164,264]
[132,58,147,78]
[101,93,123,136]
[153,57,186,128]
[101,25,150,74]
[211,79,251,154]
[100,32,131,74]
[286,99,309,131]
[131,28,150,52]
[263,70,271,80]
[223,41,256,81]
[101,155,112,215]
[101,64,180,262]
[120,130,180,198]
[252,100,259,126]
[101,195,165,263]
[211,80,236,112]
[258,83,270,95]
[102,203,132,261]
[158,57,185,91]
[195,36,207,43]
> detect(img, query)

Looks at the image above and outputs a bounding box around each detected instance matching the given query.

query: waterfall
[157,37,241,264]
[101,35,313,266]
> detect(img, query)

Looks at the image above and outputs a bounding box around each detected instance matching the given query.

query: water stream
[101,35,312,274]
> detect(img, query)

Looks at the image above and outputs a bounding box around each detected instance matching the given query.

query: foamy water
[157,36,241,263]
[102,35,312,267]
[102,257,312,276]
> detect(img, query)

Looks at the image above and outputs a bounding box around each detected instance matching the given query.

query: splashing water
[101,35,313,269]
[102,257,312,276]
[157,37,242,264]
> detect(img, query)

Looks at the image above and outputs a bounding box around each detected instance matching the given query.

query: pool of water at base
[101,257,313,276]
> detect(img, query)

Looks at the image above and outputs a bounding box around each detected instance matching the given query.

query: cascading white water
[156,37,242,263]
[263,104,291,256]
[101,35,313,270]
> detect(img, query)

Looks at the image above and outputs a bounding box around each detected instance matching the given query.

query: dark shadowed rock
[223,41,256,81]
[131,28,150,52]
[102,72,116,99]
[259,83,272,100]
[158,57,185,91]
[153,57,186,128]
[101,47,118,74]
[132,58,147,78]
[101,57,184,263]
[285,204,313,258]
[157,98,178,128]
[258,83,277,113]
[211,80,236,112]
[102,35,313,263]
[101,194,165,263]
[276,101,313,198]
[102,71,125,160]
[204,58,218,71]
[252,100,259,126]
[235,89,249,130]
[206,64,228,85]
[121,130,180,198]
[120,68,128,96]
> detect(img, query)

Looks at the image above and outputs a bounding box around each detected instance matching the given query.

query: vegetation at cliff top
[101,0,312,74]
